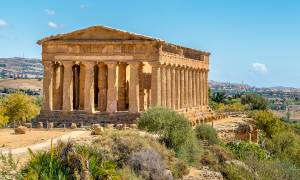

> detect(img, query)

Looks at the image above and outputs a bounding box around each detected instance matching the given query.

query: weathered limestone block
[70,123,77,129]
[91,126,104,135]
[15,126,27,134]
[48,122,54,129]
[36,122,43,128]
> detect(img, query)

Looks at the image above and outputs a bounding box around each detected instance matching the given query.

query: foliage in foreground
[21,140,120,179]
[137,107,203,165]
[194,124,219,145]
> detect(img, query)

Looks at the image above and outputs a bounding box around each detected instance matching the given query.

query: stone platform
[35,110,139,127]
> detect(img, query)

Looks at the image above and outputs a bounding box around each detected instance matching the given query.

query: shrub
[128,149,172,180]
[170,160,189,179]
[222,163,254,180]
[2,92,39,125]
[21,140,120,179]
[0,152,22,180]
[241,93,268,110]
[138,107,193,152]
[194,124,219,144]
[253,111,285,138]
[177,133,203,165]
[226,142,268,160]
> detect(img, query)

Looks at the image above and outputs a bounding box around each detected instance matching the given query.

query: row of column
[42,61,142,114]
[151,63,209,109]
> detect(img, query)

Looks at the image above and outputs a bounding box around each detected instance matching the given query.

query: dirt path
[0,130,89,156]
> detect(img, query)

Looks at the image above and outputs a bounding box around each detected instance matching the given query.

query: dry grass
[0,129,72,148]
[0,79,42,90]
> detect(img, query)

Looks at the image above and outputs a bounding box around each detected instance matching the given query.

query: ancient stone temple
[37,25,213,125]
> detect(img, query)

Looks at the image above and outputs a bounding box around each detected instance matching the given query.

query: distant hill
[0,57,43,79]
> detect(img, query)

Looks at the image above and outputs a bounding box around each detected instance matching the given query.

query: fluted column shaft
[200,69,204,107]
[184,68,189,108]
[188,68,193,107]
[139,64,145,111]
[84,62,95,113]
[196,69,200,107]
[42,61,54,111]
[129,62,140,113]
[98,63,107,112]
[171,66,176,109]
[106,62,118,113]
[192,69,197,107]
[180,67,185,108]
[205,70,209,106]
[150,63,161,106]
[175,67,181,109]
[62,61,73,111]
[118,63,127,111]
[53,63,63,110]
[166,65,172,108]
[161,65,167,107]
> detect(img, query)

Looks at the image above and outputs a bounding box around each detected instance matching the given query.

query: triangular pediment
[38,25,160,44]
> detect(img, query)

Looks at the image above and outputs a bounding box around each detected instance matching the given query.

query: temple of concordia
[36,25,216,126]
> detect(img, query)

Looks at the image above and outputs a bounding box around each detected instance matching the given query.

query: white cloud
[48,21,64,29]
[0,19,8,28]
[45,9,55,16]
[252,63,268,73]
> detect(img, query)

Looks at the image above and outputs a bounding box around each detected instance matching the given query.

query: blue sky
[0,0,300,87]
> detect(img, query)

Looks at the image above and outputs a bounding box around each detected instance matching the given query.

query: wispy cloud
[80,4,88,9]
[252,62,268,73]
[0,19,8,28]
[45,9,55,16]
[48,21,63,29]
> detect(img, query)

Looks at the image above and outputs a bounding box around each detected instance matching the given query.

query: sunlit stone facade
[37,26,212,125]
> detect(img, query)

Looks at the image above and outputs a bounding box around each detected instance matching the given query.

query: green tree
[241,94,268,110]
[2,92,39,125]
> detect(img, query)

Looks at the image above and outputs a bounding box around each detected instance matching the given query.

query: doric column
[184,67,189,108]
[98,63,107,112]
[171,66,176,109]
[196,69,200,107]
[62,61,74,111]
[205,69,209,106]
[161,64,167,107]
[129,62,140,113]
[42,61,54,111]
[193,69,197,107]
[150,63,161,107]
[188,68,193,108]
[106,62,118,113]
[118,62,127,111]
[200,69,204,107]
[79,64,85,109]
[139,63,145,111]
[83,62,95,113]
[175,66,181,109]
[180,67,185,109]
[166,65,172,108]
[53,63,63,110]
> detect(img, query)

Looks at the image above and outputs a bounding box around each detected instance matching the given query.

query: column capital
[61,61,74,66]
[149,62,161,67]
[82,61,96,68]
[127,61,141,67]
[42,61,54,66]
[104,61,117,65]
